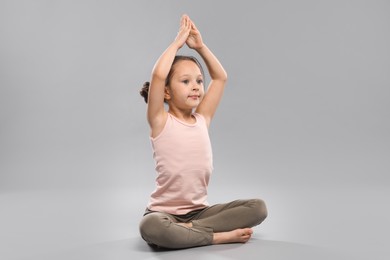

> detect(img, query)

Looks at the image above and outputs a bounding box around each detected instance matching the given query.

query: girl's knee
[139,213,171,243]
[250,198,268,224]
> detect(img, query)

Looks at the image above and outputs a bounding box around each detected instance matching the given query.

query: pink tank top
[147,113,213,215]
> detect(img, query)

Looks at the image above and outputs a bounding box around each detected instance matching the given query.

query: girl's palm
[186,22,204,49]
[175,16,191,48]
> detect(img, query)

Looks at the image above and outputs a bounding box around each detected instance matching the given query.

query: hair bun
[140,82,150,103]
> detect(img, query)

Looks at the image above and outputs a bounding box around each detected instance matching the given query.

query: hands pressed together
[174,14,204,50]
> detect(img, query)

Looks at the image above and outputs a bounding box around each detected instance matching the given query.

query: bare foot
[177,222,193,228]
[212,228,253,244]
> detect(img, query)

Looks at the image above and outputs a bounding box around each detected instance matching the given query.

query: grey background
[1,1,389,260]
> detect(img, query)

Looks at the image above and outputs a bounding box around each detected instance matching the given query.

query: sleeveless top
[147,113,213,215]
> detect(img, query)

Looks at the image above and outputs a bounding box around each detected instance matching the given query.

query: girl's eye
[197,79,203,84]
[182,80,189,84]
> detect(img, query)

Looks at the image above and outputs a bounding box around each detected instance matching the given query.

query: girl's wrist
[194,44,206,52]
[170,41,183,51]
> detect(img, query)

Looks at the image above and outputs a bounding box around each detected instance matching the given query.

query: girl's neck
[168,108,196,124]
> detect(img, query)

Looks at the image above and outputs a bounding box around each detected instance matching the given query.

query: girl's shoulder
[193,113,209,128]
[194,112,212,128]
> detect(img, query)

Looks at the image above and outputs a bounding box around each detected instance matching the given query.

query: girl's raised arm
[146,16,191,132]
[187,19,228,126]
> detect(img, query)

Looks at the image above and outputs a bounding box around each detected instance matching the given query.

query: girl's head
[140,55,205,106]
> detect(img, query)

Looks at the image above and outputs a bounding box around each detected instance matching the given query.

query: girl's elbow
[222,73,228,82]
[151,71,166,82]
[215,72,227,83]
[219,74,228,83]
[221,70,228,82]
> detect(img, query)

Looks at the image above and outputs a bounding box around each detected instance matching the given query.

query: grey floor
[1,183,389,260]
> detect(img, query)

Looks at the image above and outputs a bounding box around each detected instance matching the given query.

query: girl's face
[167,60,204,110]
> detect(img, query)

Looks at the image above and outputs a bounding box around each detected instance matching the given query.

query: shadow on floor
[36,236,349,260]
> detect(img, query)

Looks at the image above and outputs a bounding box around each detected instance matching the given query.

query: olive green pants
[139,199,267,249]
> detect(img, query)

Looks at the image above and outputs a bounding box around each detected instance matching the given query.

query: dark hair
[139,55,204,104]
[139,82,150,103]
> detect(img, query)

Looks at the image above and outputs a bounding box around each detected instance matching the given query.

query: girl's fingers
[178,15,192,37]
[191,21,199,32]
[186,17,191,30]
[179,16,190,33]
[181,16,188,30]
[180,14,192,31]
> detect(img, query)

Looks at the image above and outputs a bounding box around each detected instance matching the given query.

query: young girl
[139,15,267,249]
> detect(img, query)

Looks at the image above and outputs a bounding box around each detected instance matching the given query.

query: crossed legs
[139,199,267,249]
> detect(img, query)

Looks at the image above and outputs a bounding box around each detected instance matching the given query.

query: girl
[139,15,267,249]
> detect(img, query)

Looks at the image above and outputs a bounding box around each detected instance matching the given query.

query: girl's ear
[164,87,171,101]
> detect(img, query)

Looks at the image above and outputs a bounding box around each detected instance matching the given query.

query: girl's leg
[139,199,267,248]
[192,199,268,232]
[139,212,213,249]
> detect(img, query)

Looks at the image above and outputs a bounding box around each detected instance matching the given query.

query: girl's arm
[187,20,228,127]
[147,16,191,132]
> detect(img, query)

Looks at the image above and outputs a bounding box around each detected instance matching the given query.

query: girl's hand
[186,17,204,50]
[174,15,191,49]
